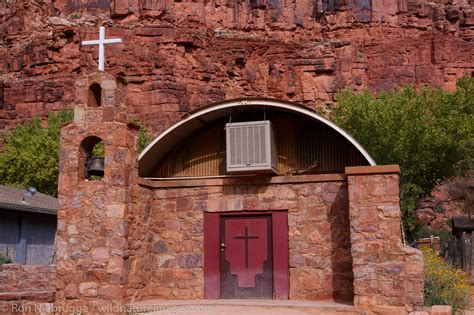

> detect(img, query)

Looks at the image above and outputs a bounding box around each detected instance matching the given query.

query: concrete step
[127,299,367,315]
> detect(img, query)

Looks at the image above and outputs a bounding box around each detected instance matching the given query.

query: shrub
[131,118,154,153]
[0,254,12,265]
[423,248,469,312]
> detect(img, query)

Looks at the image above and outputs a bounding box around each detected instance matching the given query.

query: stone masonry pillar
[346,165,424,312]
[55,72,138,310]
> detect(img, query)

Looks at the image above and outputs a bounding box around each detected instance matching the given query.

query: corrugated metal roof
[138,99,376,177]
[453,216,474,229]
[0,185,57,215]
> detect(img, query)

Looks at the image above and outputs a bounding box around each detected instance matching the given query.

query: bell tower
[55,72,138,308]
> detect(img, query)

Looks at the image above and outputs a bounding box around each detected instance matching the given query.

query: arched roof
[138,98,376,177]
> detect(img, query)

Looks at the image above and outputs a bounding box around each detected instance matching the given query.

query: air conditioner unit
[225,120,278,174]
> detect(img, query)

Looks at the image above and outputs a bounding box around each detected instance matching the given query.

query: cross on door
[81,26,123,71]
[234,226,259,268]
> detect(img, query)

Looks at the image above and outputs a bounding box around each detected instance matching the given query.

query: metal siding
[156,125,224,177]
[0,210,20,262]
[25,213,56,265]
[16,216,27,264]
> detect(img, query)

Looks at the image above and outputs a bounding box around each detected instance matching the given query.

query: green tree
[331,78,474,240]
[0,110,73,196]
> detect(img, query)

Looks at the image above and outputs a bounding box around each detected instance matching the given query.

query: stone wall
[55,122,136,308]
[0,264,56,313]
[0,264,56,294]
[126,178,354,303]
[55,72,138,308]
[346,166,424,312]
[0,0,473,135]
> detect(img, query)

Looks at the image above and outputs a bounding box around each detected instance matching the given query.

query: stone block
[377,205,400,218]
[152,241,168,254]
[73,106,85,124]
[177,198,194,211]
[155,254,178,268]
[178,254,202,268]
[106,203,126,218]
[107,256,125,273]
[78,282,98,297]
[101,79,117,90]
[102,106,116,122]
[66,224,79,235]
[98,285,124,299]
[109,237,127,249]
[430,305,452,315]
[91,247,110,260]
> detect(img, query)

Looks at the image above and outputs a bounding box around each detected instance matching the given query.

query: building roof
[138,98,376,177]
[0,185,57,215]
[452,216,474,230]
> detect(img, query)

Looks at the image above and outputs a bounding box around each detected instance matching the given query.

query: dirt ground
[464,286,474,314]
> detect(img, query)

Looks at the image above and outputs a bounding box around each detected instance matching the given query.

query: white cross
[81,26,123,71]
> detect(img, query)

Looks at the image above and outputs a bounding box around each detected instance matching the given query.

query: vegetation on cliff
[331,77,474,241]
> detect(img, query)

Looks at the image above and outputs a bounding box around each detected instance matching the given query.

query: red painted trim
[219,210,277,216]
[204,212,220,299]
[345,165,400,175]
[272,211,289,299]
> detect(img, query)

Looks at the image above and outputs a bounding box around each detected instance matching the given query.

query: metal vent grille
[226,121,278,174]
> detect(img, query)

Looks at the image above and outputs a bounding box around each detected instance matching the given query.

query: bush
[423,248,469,311]
[0,254,12,265]
[331,78,474,240]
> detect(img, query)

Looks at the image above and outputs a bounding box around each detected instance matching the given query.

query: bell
[87,157,104,177]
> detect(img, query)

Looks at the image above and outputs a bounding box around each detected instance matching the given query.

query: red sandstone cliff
[0,0,473,135]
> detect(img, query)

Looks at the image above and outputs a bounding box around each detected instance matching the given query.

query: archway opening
[79,136,104,180]
[88,83,102,107]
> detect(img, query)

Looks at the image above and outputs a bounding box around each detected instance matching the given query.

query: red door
[220,215,273,299]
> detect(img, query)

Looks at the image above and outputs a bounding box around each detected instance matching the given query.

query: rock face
[416,177,471,231]
[0,0,473,134]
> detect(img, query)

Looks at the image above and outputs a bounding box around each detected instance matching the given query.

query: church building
[54,71,424,313]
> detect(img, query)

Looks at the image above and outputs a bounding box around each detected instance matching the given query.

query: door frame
[204,210,289,299]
